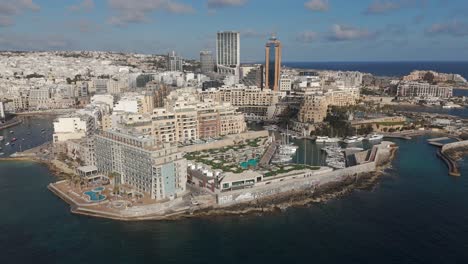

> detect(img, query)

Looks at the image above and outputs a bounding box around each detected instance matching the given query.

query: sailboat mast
[304,138,306,165]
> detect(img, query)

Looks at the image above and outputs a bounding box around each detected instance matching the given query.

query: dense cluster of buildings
[403,70,467,83]
[10,30,465,207]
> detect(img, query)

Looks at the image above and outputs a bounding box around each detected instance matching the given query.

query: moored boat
[367,134,384,141]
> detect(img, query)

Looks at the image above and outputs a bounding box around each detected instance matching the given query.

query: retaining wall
[180,130,269,153]
[217,162,376,206]
[216,141,396,206]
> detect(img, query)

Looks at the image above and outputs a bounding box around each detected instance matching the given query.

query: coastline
[40,145,398,221]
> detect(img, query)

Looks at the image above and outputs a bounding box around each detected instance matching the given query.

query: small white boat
[367,134,384,141]
[316,136,342,144]
[0,153,4,156]
[5,142,10,146]
[343,136,364,144]
[0,136,3,141]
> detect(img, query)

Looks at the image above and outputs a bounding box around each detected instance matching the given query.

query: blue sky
[0,0,468,61]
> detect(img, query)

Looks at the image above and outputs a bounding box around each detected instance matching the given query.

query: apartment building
[397,82,453,98]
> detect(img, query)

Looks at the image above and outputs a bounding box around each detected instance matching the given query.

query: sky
[0,0,468,62]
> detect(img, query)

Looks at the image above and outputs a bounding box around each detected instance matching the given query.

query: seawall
[217,142,395,206]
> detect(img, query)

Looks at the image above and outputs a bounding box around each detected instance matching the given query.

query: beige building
[116,88,247,143]
[200,85,281,121]
[298,95,329,123]
[298,88,360,123]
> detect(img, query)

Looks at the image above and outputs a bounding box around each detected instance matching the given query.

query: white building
[53,114,95,143]
[216,31,240,77]
[279,76,292,92]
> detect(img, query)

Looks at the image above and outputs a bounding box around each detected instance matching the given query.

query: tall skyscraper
[265,35,282,91]
[167,51,183,72]
[200,50,215,74]
[216,31,240,77]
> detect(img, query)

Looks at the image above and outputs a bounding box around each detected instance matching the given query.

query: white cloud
[304,0,329,12]
[207,0,247,9]
[0,0,39,27]
[69,0,95,12]
[327,24,376,41]
[107,0,195,26]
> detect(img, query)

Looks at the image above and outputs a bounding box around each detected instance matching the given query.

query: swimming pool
[240,159,258,169]
[84,191,106,202]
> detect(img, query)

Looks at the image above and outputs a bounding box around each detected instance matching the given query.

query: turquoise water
[240,159,258,169]
[84,191,105,202]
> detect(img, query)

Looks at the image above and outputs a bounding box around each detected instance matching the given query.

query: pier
[0,118,22,131]
[436,149,461,177]
[429,139,468,177]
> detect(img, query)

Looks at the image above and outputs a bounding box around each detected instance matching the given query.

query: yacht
[278,144,298,155]
[273,126,298,163]
[343,136,364,144]
[367,134,384,141]
[272,155,293,164]
[319,136,342,144]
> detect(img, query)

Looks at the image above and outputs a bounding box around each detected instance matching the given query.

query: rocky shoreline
[177,160,394,221]
[4,146,397,221]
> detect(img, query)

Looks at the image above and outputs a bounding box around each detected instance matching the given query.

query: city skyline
[0,0,467,61]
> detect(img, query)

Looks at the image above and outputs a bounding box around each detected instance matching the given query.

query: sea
[284,61,468,79]
[2,111,468,263]
[3,62,468,263]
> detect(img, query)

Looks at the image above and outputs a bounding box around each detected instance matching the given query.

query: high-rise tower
[200,50,215,74]
[265,35,282,91]
[167,51,183,72]
[216,31,240,77]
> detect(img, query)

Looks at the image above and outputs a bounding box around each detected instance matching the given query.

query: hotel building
[94,129,187,200]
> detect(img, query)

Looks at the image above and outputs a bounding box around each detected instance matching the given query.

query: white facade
[216,31,240,79]
[53,116,91,143]
[279,77,292,92]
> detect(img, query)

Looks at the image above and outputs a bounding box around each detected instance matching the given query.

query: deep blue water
[3,120,468,263]
[284,61,468,79]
